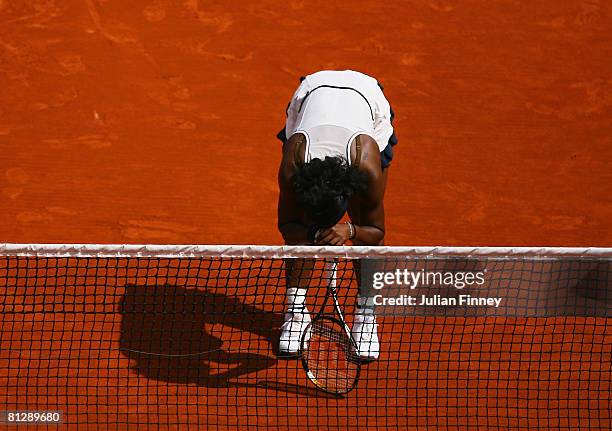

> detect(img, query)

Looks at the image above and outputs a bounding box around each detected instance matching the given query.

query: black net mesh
[0,251,610,430]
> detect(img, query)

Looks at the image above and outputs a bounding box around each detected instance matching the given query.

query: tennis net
[0,244,610,430]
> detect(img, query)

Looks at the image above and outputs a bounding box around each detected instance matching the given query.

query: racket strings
[302,319,360,394]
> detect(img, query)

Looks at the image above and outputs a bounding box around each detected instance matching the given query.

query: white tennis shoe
[278,308,311,356]
[351,313,379,361]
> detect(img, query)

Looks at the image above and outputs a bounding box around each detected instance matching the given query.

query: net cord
[1,243,612,259]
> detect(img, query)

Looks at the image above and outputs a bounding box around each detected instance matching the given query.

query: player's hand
[316,223,351,246]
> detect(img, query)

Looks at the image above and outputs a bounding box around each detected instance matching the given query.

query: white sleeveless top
[284,70,394,165]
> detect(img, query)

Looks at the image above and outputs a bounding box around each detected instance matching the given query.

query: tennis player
[276,70,397,360]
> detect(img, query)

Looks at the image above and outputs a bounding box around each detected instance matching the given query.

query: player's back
[303,70,380,93]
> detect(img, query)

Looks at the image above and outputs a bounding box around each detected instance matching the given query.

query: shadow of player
[118,284,333,397]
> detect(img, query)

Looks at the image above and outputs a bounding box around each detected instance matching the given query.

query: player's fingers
[317,228,332,239]
[327,234,344,246]
[330,237,344,246]
[317,231,336,245]
[323,231,342,245]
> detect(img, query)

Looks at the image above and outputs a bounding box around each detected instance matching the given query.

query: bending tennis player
[276,70,397,360]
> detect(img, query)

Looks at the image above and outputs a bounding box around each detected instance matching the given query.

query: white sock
[286,287,307,313]
[356,296,376,316]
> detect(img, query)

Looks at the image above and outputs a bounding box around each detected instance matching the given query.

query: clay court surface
[0,1,611,430]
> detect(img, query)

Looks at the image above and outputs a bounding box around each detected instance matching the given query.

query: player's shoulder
[348,134,381,176]
[279,134,305,180]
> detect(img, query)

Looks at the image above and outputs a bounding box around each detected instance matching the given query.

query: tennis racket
[299,258,361,395]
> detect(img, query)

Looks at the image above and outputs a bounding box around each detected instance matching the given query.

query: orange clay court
[0,1,611,430]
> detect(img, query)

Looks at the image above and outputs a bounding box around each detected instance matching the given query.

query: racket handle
[323,259,338,288]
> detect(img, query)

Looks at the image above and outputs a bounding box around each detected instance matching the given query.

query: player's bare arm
[278,134,309,245]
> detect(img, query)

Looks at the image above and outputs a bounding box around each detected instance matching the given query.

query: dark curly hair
[291,156,367,225]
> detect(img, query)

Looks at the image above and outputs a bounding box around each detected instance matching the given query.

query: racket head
[299,316,361,395]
